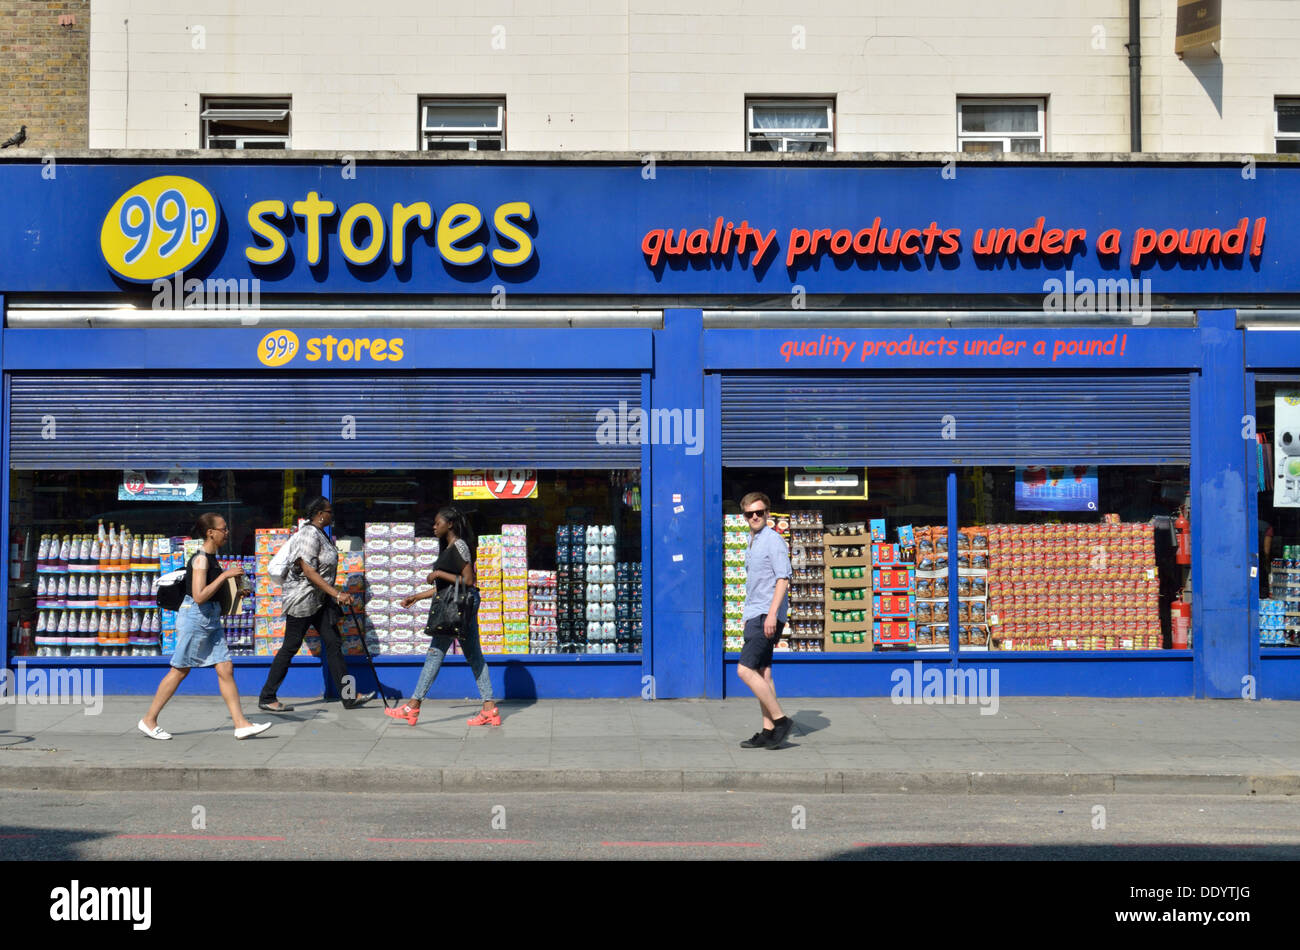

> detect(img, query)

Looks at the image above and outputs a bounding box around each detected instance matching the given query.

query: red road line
[602,841,761,848]
[118,834,286,841]
[366,837,536,844]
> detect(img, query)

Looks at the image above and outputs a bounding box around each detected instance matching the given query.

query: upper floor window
[200,96,291,149]
[958,98,1044,153]
[1276,99,1300,153]
[421,98,505,151]
[746,99,834,152]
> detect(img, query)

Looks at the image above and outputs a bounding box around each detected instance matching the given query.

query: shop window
[957,466,1190,652]
[329,468,642,656]
[957,98,1045,154]
[10,467,643,661]
[1254,381,1300,647]
[420,98,505,151]
[722,468,947,653]
[1275,99,1300,154]
[10,469,319,660]
[745,99,834,153]
[200,96,291,149]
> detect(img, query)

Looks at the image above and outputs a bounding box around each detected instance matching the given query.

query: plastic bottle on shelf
[130,534,142,567]
[36,534,49,573]
[57,535,69,572]
[78,534,93,572]
[92,534,104,572]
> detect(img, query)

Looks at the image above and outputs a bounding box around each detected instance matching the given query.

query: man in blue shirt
[737,491,795,749]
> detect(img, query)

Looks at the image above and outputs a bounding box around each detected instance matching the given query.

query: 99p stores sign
[254,330,406,366]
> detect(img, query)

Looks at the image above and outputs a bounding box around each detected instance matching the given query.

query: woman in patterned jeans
[384,506,500,726]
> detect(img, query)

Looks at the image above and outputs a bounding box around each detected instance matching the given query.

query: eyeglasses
[743,508,768,520]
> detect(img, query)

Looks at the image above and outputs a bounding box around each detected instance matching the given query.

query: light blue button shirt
[744,526,791,622]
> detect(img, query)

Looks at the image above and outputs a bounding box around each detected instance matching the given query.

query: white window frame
[1275,98,1300,153]
[957,98,1045,154]
[746,98,835,153]
[200,98,291,150]
[420,98,505,151]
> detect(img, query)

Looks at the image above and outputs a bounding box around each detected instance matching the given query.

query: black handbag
[424,579,473,638]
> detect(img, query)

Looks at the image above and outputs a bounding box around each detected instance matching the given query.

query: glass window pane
[751,104,830,132]
[1276,139,1300,153]
[961,140,1004,154]
[1010,138,1042,153]
[1278,101,1300,133]
[958,465,1188,652]
[962,103,1039,134]
[423,102,502,130]
[748,135,779,152]
[1255,380,1300,646]
[721,467,950,654]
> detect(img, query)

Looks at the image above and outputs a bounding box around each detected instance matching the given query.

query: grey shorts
[738,614,784,671]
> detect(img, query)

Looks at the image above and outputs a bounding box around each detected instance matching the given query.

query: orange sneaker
[467,707,501,726]
[384,703,420,726]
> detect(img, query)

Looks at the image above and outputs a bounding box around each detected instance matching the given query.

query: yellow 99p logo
[257,331,299,367]
[100,176,220,281]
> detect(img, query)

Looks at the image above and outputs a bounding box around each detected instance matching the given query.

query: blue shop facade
[0,154,1294,700]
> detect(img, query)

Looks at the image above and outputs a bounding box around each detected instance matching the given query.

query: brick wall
[0,0,89,150]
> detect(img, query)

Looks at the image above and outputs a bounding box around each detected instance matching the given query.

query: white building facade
[87,0,1295,155]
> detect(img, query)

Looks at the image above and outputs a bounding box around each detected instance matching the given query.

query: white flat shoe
[234,722,272,740]
[138,719,172,740]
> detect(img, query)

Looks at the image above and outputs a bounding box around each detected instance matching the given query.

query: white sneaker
[234,722,272,740]
[138,719,172,740]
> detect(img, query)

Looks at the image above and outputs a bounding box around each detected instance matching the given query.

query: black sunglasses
[743,508,768,519]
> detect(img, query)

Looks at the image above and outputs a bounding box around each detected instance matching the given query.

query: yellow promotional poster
[453,469,539,501]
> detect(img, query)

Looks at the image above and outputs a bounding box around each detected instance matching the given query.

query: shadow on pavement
[791,710,830,737]
[830,843,1300,861]
[0,824,115,860]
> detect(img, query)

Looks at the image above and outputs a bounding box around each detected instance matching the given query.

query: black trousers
[259,605,350,703]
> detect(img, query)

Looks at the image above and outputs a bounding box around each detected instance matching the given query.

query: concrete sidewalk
[1,696,1297,795]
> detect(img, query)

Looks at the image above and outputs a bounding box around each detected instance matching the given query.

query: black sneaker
[740,730,773,749]
[342,691,376,709]
[766,717,794,749]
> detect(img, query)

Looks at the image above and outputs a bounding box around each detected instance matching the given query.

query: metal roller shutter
[10,373,643,469]
[720,373,1191,467]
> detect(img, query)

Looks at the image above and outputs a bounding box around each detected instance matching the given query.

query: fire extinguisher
[1172,589,1192,649]
[1174,507,1191,566]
